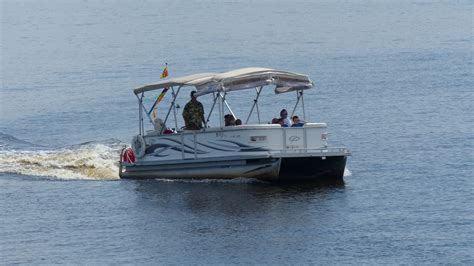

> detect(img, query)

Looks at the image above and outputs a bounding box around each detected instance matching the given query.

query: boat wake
[344,167,352,177]
[0,133,122,180]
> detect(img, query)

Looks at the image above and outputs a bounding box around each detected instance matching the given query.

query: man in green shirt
[183,91,205,130]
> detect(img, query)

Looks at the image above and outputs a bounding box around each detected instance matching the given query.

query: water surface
[1,0,472,264]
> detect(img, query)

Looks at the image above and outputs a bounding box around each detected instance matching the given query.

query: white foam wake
[343,167,352,177]
[0,144,121,180]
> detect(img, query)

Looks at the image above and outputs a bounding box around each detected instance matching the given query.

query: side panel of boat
[277,155,347,182]
[140,125,328,163]
[120,158,281,180]
[121,125,348,182]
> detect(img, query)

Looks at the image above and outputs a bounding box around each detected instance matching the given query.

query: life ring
[131,135,146,158]
[122,147,136,164]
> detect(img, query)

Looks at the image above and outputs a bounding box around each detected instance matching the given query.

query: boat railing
[146,122,327,135]
[272,147,351,155]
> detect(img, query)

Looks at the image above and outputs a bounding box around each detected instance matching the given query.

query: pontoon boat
[119,67,350,182]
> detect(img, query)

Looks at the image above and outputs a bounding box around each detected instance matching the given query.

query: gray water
[1,0,473,264]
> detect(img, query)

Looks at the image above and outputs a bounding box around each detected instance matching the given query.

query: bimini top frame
[134,67,313,96]
[133,72,217,95]
[133,67,315,135]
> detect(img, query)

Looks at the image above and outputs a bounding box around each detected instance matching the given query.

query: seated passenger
[154,118,175,134]
[162,128,175,134]
[279,109,292,127]
[271,118,288,127]
[235,119,242,126]
[224,114,236,126]
[153,118,165,132]
[291,115,305,127]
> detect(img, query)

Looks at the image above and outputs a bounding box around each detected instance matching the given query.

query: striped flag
[160,64,168,79]
[150,64,169,119]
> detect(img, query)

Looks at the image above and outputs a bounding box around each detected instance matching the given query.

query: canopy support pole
[171,87,178,131]
[162,86,181,134]
[301,91,306,121]
[136,92,157,129]
[218,92,223,128]
[245,86,263,124]
[290,90,303,118]
[206,92,219,126]
[136,94,141,135]
[256,87,262,123]
[220,92,235,119]
[143,105,155,128]
[136,93,146,135]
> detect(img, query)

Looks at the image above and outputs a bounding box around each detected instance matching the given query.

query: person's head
[190,91,197,101]
[272,118,284,125]
[292,115,299,123]
[224,114,235,126]
[235,119,242,126]
[280,109,288,118]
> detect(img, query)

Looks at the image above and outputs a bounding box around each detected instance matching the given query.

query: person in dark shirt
[291,115,305,127]
[183,91,205,130]
[224,114,236,126]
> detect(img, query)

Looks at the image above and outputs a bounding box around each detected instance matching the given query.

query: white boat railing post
[303,126,308,149]
[194,133,197,159]
[142,94,145,135]
[180,133,185,159]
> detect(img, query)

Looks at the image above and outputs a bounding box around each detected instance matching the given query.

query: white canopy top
[134,67,313,96]
[134,73,216,95]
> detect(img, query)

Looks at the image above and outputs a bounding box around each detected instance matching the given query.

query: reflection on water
[123,179,348,263]
[2,170,348,258]
[130,179,345,218]
[125,180,345,254]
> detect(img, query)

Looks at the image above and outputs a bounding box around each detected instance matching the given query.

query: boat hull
[120,155,348,182]
[120,125,350,183]
[278,155,347,182]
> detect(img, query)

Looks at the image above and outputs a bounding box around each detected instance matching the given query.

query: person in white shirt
[279,109,292,127]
